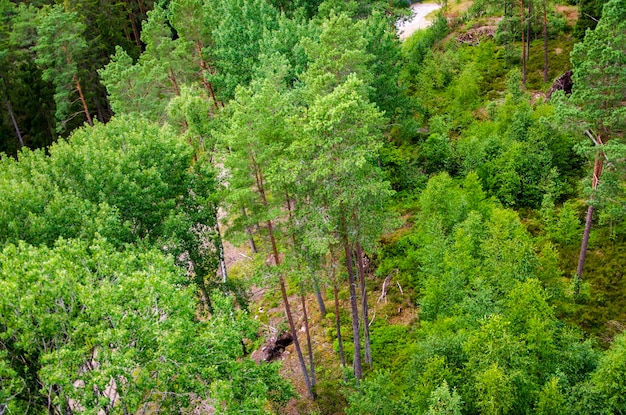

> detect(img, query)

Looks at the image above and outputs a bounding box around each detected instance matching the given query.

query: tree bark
[355,242,372,368]
[62,45,93,127]
[300,288,316,395]
[74,74,93,127]
[543,0,549,83]
[576,151,604,293]
[277,255,314,398]
[129,14,141,48]
[341,219,362,382]
[333,283,346,367]
[168,67,181,96]
[195,40,222,109]
[4,95,23,147]
[526,0,533,70]
[253,157,313,398]
[313,276,327,317]
[1,75,23,147]
[241,207,257,253]
[521,0,527,86]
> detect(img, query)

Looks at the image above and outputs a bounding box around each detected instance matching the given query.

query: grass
[525,36,575,91]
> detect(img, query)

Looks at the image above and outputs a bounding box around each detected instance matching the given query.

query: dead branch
[377,269,398,304]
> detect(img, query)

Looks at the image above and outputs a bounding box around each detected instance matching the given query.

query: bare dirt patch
[555,5,578,27]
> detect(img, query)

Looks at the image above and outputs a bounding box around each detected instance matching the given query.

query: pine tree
[557,0,626,288]
[34,5,93,131]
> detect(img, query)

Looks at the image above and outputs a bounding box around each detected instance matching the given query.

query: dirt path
[396,2,442,40]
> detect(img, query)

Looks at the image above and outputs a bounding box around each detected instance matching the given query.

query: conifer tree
[558,0,626,287]
[34,5,93,131]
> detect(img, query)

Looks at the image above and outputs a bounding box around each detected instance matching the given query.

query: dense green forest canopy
[1,0,626,414]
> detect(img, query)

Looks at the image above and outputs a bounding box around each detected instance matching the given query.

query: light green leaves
[0,239,291,414]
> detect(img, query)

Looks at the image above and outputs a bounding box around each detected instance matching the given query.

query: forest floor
[220,229,416,414]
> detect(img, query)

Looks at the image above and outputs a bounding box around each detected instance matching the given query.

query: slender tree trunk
[300,288,317,395]
[341,218,362,382]
[74,74,93,127]
[195,40,222,109]
[136,0,146,15]
[62,46,93,127]
[333,283,346,367]
[329,249,346,367]
[241,207,257,253]
[355,242,372,368]
[4,95,23,147]
[253,158,313,398]
[576,151,604,293]
[275,243,314,398]
[543,0,549,83]
[129,15,141,48]
[313,276,327,317]
[521,0,527,86]
[1,76,23,146]
[526,0,532,67]
[168,68,181,96]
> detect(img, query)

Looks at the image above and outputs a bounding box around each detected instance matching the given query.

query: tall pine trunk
[62,45,93,127]
[521,0,527,85]
[74,74,93,127]
[215,219,228,282]
[313,276,327,317]
[1,76,23,147]
[576,149,604,294]
[355,242,372,367]
[4,95,23,147]
[526,0,532,70]
[195,40,222,109]
[543,0,549,83]
[253,158,313,398]
[330,249,346,367]
[241,207,257,253]
[333,283,346,367]
[341,217,362,382]
[300,288,316,395]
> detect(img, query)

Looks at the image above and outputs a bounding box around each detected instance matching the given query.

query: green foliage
[425,381,462,415]
[209,0,280,101]
[0,239,293,414]
[535,377,567,415]
[368,323,410,368]
[367,172,603,415]
[345,370,399,415]
[400,13,449,86]
[560,0,626,139]
[586,333,626,413]
[34,5,90,131]
[301,12,373,97]
[474,363,514,415]
[0,116,222,306]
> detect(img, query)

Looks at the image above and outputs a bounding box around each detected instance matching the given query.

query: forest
[1,0,625,413]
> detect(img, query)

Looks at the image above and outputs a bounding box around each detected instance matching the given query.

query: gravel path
[396,2,442,40]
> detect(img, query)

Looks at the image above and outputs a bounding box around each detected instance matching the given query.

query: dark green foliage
[574,0,609,38]
[209,0,280,102]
